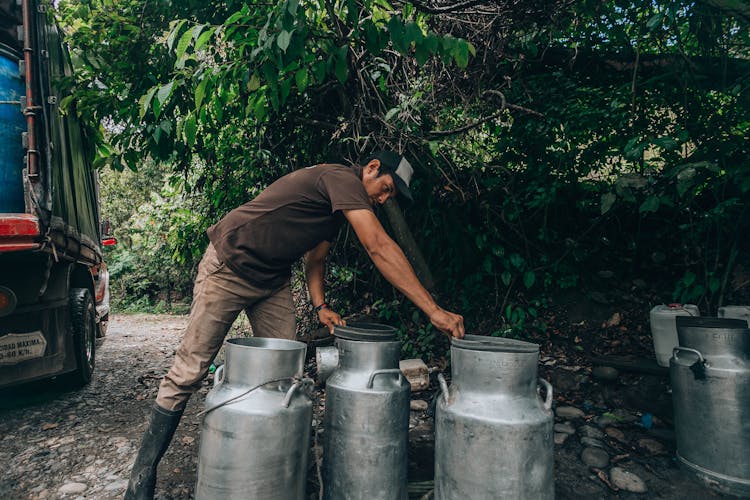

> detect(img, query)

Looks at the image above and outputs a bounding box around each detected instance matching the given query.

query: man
[125,151,464,499]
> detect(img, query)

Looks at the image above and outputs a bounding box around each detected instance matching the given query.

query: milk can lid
[334,322,398,341]
[452,334,539,353]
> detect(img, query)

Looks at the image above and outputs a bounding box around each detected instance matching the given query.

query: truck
[0,0,112,388]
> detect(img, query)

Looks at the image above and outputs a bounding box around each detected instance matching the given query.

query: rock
[410,399,428,411]
[592,366,619,382]
[581,447,610,468]
[605,427,627,444]
[605,312,622,327]
[610,467,648,493]
[552,370,580,392]
[554,433,570,445]
[58,482,87,495]
[556,406,585,419]
[580,437,606,449]
[595,414,619,427]
[399,359,429,392]
[610,409,637,423]
[579,425,604,440]
[638,438,665,455]
[554,423,576,435]
[104,480,128,491]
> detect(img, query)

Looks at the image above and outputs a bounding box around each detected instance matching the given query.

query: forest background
[55,0,748,359]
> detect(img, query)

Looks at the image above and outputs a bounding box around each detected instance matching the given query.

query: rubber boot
[124,403,183,500]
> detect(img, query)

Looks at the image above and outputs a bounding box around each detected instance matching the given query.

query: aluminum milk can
[322,323,410,500]
[670,316,750,497]
[195,337,312,500]
[650,303,700,367]
[718,305,750,326]
[435,335,554,500]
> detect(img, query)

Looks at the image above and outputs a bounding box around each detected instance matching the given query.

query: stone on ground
[581,447,610,468]
[556,406,585,419]
[554,432,570,445]
[410,399,428,411]
[610,467,648,493]
[581,437,607,449]
[592,366,619,381]
[638,438,665,455]
[58,482,87,495]
[579,425,604,440]
[605,427,627,443]
[554,422,576,435]
[399,359,429,392]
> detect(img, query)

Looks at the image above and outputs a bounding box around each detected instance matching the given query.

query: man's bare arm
[343,209,464,338]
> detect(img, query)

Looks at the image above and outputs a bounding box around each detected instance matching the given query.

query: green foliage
[57,0,750,354]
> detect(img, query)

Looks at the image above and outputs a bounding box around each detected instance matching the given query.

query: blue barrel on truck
[0,0,113,388]
[0,48,24,213]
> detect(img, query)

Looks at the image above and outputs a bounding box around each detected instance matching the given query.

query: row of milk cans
[194,323,555,499]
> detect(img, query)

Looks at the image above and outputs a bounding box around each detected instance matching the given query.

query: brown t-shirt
[207,164,373,289]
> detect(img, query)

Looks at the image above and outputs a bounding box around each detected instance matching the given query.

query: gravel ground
[0,313,738,499]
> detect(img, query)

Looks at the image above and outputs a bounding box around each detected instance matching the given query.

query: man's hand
[429,308,465,339]
[318,308,346,334]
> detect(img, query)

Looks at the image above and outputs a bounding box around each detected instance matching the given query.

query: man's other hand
[319,308,346,334]
[429,308,465,339]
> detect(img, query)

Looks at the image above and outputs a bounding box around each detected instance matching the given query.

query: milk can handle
[672,346,707,366]
[366,369,405,389]
[538,378,553,411]
[437,373,450,405]
[282,378,313,408]
[213,364,225,388]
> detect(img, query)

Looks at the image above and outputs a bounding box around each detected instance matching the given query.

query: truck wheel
[67,288,96,387]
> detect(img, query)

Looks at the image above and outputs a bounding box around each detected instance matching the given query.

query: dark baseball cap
[363,151,414,203]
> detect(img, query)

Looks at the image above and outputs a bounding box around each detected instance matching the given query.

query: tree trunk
[382,199,436,293]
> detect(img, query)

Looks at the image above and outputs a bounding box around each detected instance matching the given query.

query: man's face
[362,160,396,205]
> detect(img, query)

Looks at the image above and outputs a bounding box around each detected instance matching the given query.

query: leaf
[294,68,308,92]
[483,256,493,274]
[184,114,197,148]
[334,47,349,83]
[153,81,175,118]
[709,276,721,294]
[652,136,680,151]
[453,40,469,68]
[195,27,216,51]
[638,195,661,214]
[523,271,535,289]
[287,0,300,16]
[277,30,293,52]
[195,76,210,110]
[166,19,187,50]
[248,73,261,91]
[388,16,407,54]
[225,10,246,25]
[138,86,157,120]
[501,271,512,286]
[600,192,616,214]
[280,77,292,104]
[646,13,663,31]
[384,107,399,121]
[510,253,524,269]
[175,26,194,61]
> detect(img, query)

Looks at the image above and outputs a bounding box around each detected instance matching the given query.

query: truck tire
[67,288,96,387]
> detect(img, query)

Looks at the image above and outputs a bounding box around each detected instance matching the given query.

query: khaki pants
[156,243,296,411]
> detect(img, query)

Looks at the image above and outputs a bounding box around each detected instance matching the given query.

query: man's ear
[365,159,381,175]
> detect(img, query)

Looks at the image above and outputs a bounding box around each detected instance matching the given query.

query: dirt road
[0,313,734,499]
